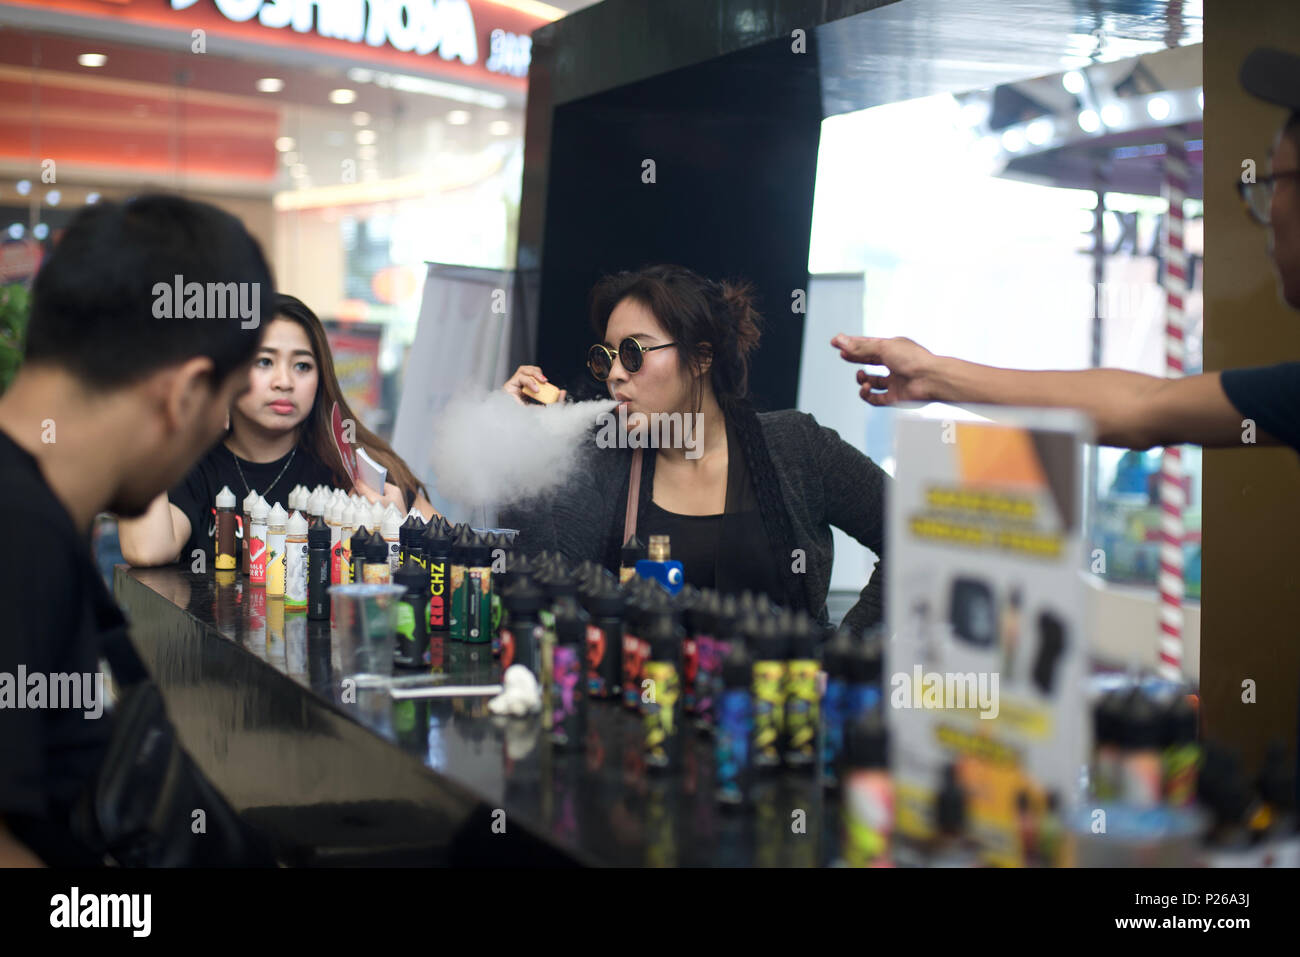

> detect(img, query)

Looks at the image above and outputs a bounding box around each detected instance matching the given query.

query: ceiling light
[352,111,372,126]
[356,129,377,145]
[1025,118,1053,145]
[329,88,357,105]
[78,54,107,68]
[1000,128,1026,153]
[1100,103,1124,127]
[447,110,471,125]
[1062,71,1086,95]
[256,78,284,93]
[275,137,296,152]
[1147,96,1171,121]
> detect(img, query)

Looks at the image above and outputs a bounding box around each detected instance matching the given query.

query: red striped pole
[1157,127,1187,683]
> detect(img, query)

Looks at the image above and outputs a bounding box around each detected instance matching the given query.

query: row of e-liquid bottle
[389,515,516,671]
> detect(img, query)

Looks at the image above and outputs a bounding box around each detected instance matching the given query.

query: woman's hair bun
[718,279,762,358]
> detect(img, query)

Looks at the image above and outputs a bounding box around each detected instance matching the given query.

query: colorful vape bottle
[641,613,682,771]
[715,642,753,806]
[783,613,819,769]
[214,485,238,572]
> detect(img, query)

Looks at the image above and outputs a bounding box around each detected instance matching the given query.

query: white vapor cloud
[428,391,616,510]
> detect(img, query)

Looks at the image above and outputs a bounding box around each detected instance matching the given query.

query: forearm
[934,357,1168,447]
[117,494,185,566]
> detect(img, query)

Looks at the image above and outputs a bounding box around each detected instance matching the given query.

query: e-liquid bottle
[714,641,753,806]
[423,518,451,649]
[307,513,331,620]
[678,587,702,715]
[249,496,269,586]
[550,603,587,749]
[493,551,531,657]
[398,512,420,567]
[1161,696,1200,807]
[285,510,309,608]
[641,612,682,770]
[382,505,402,572]
[500,578,544,674]
[698,593,738,734]
[1120,690,1163,809]
[326,498,345,585]
[465,532,492,644]
[584,581,624,698]
[337,504,358,584]
[621,590,647,712]
[1038,791,1064,867]
[393,558,430,670]
[685,591,715,720]
[842,710,893,868]
[783,614,819,769]
[241,488,259,575]
[928,763,980,867]
[846,630,884,722]
[364,529,391,584]
[264,502,288,598]
[308,486,328,521]
[349,525,371,586]
[749,616,788,771]
[448,525,471,642]
[620,535,645,584]
[820,628,855,789]
[1092,690,1126,802]
[214,485,238,571]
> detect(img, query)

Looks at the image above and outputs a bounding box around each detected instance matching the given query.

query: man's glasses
[587,337,676,381]
[1238,170,1300,225]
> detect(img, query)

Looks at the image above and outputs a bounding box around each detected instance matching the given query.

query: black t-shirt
[168,441,337,568]
[1221,362,1300,453]
[0,429,117,866]
[640,421,784,600]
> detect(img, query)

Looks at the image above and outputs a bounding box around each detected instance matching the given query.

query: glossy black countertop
[114,566,842,867]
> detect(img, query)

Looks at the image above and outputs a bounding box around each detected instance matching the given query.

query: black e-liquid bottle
[306,513,331,620]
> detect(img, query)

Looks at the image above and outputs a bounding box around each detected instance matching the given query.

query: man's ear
[159,356,218,435]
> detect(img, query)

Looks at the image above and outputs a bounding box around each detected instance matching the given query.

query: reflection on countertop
[115,565,841,866]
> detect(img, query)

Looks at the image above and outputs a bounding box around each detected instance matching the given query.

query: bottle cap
[823,629,856,678]
[382,508,401,538]
[787,613,818,660]
[307,514,330,547]
[554,599,587,645]
[936,763,967,836]
[351,524,371,548]
[502,578,545,616]
[242,489,260,513]
[308,487,328,517]
[394,558,427,595]
[251,496,269,523]
[849,631,884,683]
[1123,690,1162,749]
[369,501,386,530]
[287,510,308,536]
[367,529,388,561]
[621,534,646,566]
[215,485,237,509]
[267,502,289,526]
[721,642,752,687]
[646,610,680,660]
[845,710,889,768]
[342,503,360,529]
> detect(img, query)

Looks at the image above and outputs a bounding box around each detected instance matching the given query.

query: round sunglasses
[587,336,676,381]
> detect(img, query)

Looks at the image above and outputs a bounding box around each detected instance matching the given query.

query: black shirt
[640,421,784,600]
[169,441,337,569]
[1221,362,1300,453]
[0,429,116,865]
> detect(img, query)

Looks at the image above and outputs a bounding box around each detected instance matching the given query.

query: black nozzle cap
[307,515,331,547]
[394,559,428,594]
[845,710,889,768]
[722,642,752,687]
[621,535,646,566]
[936,763,967,835]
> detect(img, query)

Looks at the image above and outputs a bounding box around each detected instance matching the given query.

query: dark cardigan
[500,403,889,634]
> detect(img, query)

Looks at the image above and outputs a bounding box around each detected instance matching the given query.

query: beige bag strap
[623,447,644,546]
